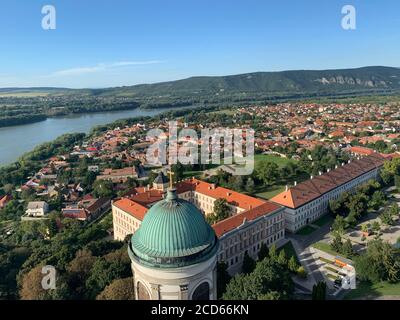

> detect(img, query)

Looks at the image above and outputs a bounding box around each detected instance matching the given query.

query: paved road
[287,220,336,296]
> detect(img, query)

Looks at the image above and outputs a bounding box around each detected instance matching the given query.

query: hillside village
[1,101,400,300]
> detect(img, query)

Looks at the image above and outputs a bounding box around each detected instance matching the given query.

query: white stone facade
[285,167,380,233]
[131,254,217,300]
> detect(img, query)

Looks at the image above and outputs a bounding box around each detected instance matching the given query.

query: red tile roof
[0,194,12,208]
[113,198,149,221]
[176,178,266,210]
[271,153,386,209]
[129,189,164,206]
[349,146,375,156]
[212,202,282,237]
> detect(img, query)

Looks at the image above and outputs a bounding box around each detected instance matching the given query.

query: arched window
[137,281,150,300]
[192,282,210,300]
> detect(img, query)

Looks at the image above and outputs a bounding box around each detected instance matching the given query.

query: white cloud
[51,60,163,76]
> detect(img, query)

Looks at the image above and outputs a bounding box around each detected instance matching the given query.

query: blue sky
[0,0,399,88]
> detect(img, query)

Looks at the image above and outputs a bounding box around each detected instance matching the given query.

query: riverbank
[0,107,179,166]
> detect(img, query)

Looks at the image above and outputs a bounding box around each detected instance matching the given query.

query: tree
[223,258,294,300]
[19,265,68,300]
[212,198,230,223]
[355,240,400,284]
[361,223,371,235]
[371,221,381,235]
[216,262,231,299]
[269,244,278,261]
[331,233,343,253]
[332,215,346,235]
[67,249,97,298]
[288,256,299,273]
[368,191,386,210]
[92,179,114,198]
[257,242,269,261]
[389,203,400,216]
[297,266,307,278]
[255,161,279,187]
[245,177,255,193]
[329,199,342,217]
[19,265,47,300]
[85,249,131,299]
[345,212,358,228]
[242,251,256,274]
[312,281,326,300]
[277,250,287,266]
[341,239,354,258]
[380,209,395,226]
[346,193,368,220]
[380,158,400,185]
[96,278,135,300]
[231,175,244,192]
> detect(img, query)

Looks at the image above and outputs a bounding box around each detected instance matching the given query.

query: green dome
[128,189,218,268]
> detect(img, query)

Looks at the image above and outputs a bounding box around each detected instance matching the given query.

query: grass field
[254,154,296,167]
[255,185,286,200]
[182,170,204,179]
[311,242,339,256]
[344,281,400,300]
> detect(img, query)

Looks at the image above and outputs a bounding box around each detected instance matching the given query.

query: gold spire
[167,169,175,189]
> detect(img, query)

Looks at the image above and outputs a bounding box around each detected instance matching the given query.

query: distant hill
[88,66,400,98]
[0,66,399,128]
[1,66,400,101]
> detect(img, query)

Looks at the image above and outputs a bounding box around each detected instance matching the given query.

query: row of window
[219,230,285,267]
[292,171,377,230]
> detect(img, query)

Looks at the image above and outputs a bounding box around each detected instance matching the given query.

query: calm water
[0,108,171,166]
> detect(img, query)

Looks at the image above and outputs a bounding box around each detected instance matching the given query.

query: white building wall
[285,169,380,232]
[217,208,285,275]
[132,254,217,300]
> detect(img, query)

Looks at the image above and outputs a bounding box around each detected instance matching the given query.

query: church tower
[128,188,219,300]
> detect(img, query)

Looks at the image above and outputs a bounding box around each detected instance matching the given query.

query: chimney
[285,185,289,191]
[294,181,297,186]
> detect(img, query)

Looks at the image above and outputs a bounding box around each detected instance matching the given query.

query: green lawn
[182,170,203,179]
[313,215,333,227]
[325,266,339,274]
[344,281,400,300]
[255,185,286,200]
[319,257,335,264]
[311,242,339,256]
[296,225,318,236]
[279,241,300,264]
[254,154,296,168]
[327,273,339,281]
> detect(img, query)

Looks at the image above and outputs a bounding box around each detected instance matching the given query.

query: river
[0,108,173,166]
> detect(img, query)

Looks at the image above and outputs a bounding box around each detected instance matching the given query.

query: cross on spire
[167,169,175,189]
